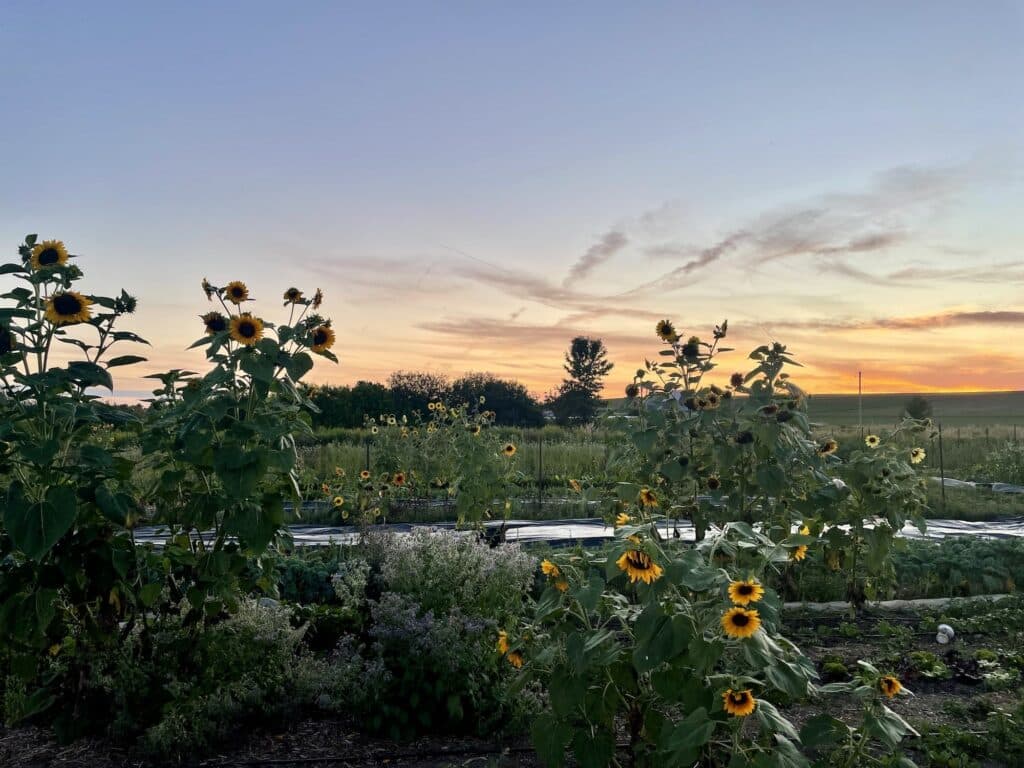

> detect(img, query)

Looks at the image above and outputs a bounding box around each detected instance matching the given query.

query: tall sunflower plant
[137,279,336,621]
[0,235,156,730]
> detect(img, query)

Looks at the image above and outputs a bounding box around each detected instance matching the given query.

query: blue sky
[2,2,1023,395]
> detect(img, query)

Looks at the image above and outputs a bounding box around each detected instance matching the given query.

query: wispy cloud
[774,309,1024,332]
[564,229,629,285]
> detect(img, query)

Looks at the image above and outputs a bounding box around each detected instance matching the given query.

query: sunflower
[625,383,640,398]
[638,487,658,507]
[229,313,263,345]
[865,434,880,449]
[705,391,721,409]
[30,239,69,270]
[791,545,808,562]
[387,416,397,426]
[681,336,700,359]
[507,651,524,668]
[721,607,761,639]
[655,319,678,343]
[615,512,631,527]
[360,469,371,480]
[706,475,721,491]
[879,675,902,698]
[496,630,509,655]
[555,579,569,592]
[321,483,330,494]
[817,439,839,456]
[569,479,582,493]
[616,549,664,585]
[735,430,754,445]
[728,579,765,606]
[332,496,344,508]
[202,277,215,301]
[730,372,745,388]
[334,467,345,477]
[503,443,517,457]
[202,311,228,334]
[371,426,379,434]
[722,689,757,717]
[469,424,482,436]
[311,325,335,353]
[540,559,561,578]
[45,291,93,325]
[283,287,304,304]
[0,326,15,355]
[428,401,437,411]
[312,288,324,309]
[225,281,249,304]
[392,472,406,486]
[910,447,926,464]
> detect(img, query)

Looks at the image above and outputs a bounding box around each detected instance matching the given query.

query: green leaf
[5,483,77,560]
[799,714,850,748]
[139,583,163,607]
[755,699,800,741]
[531,712,571,768]
[67,360,113,390]
[286,351,314,381]
[106,355,147,367]
[95,485,133,526]
[571,729,615,768]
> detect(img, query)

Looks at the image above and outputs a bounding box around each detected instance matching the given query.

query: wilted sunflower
[730,372,745,388]
[311,325,335,353]
[722,689,756,717]
[865,434,881,449]
[638,487,658,507]
[392,472,406,486]
[334,466,345,477]
[283,287,304,304]
[332,496,344,508]
[615,512,631,527]
[728,579,765,606]
[616,549,664,584]
[540,559,561,578]
[735,430,754,445]
[818,439,839,456]
[312,288,324,309]
[681,336,701,359]
[721,607,761,639]
[0,326,16,355]
[910,447,926,464]
[202,277,215,301]
[496,630,509,655]
[879,675,902,698]
[202,311,228,335]
[655,319,678,343]
[229,313,263,345]
[359,469,371,480]
[45,291,93,325]
[507,651,524,668]
[502,443,516,457]
[225,281,249,304]
[31,239,69,270]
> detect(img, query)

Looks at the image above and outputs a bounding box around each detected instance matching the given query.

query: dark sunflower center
[38,248,60,265]
[730,693,748,704]
[230,287,245,298]
[313,329,328,346]
[737,585,754,595]
[627,551,652,570]
[54,293,83,315]
[209,317,226,331]
[238,321,257,338]
[731,613,750,627]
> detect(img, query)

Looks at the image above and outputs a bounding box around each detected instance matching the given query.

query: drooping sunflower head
[615,549,664,585]
[681,336,701,359]
[45,291,93,325]
[730,372,745,388]
[283,287,304,304]
[625,383,640,399]
[818,439,839,456]
[615,512,631,527]
[311,324,336,353]
[201,278,215,301]
[554,579,569,592]
[721,607,761,639]
[910,447,926,464]
[312,288,324,310]
[865,434,881,449]
[722,688,757,717]
[469,424,482,436]
[540,559,561,578]
[30,240,69,270]
[735,430,754,445]
[879,675,902,698]
[503,443,517,457]
[225,280,249,304]
[202,311,228,335]
[728,579,765,606]
[229,313,263,345]
[655,319,678,343]
[638,487,658,507]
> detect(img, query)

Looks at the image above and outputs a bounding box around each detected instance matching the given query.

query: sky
[2,2,1023,400]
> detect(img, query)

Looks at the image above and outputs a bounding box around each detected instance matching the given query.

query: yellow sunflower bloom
[818,439,839,456]
[721,607,761,639]
[865,434,880,449]
[507,651,524,668]
[502,443,517,457]
[727,579,765,606]
[616,549,664,585]
[496,630,509,655]
[791,545,808,562]
[615,512,631,527]
[283,287,304,304]
[44,291,93,325]
[540,559,561,578]
[569,479,582,493]
[311,325,335,353]
[638,487,658,507]
[332,496,344,508]
[225,281,249,304]
[910,447,926,464]
[879,675,902,698]
[30,239,69,270]
[392,472,406,486]
[359,469,371,480]
[229,313,263,345]
[655,319,678,343]
[722,689,757,717]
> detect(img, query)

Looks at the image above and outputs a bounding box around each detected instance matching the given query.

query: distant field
[806,391,1024,428]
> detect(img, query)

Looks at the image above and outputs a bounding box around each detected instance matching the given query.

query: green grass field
[805,391,1024,429]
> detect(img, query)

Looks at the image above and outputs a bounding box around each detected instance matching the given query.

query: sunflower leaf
[106,355,147,368]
